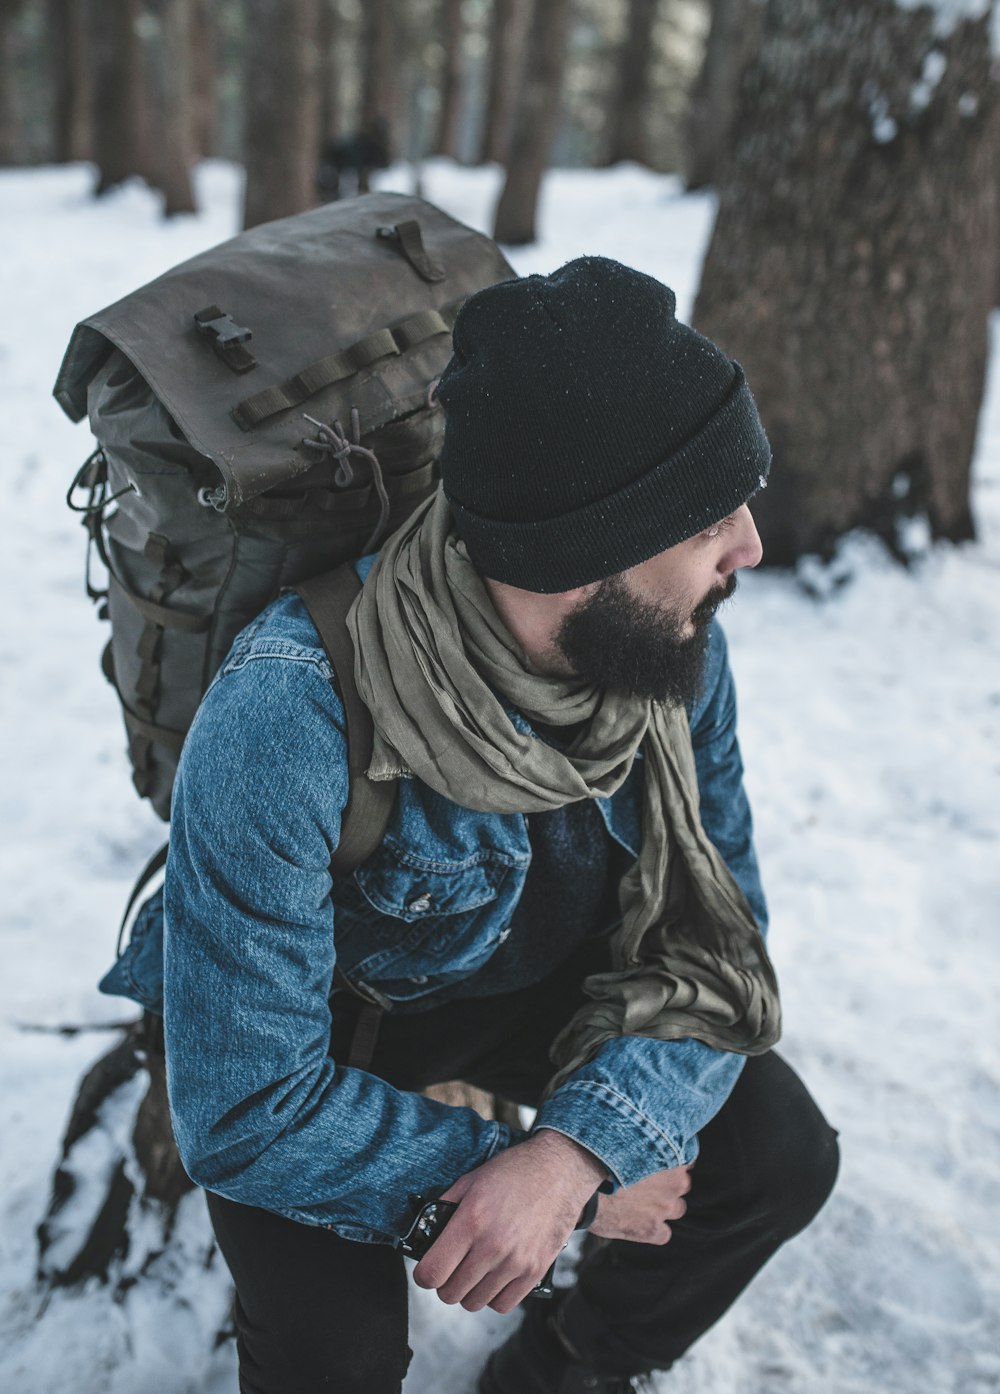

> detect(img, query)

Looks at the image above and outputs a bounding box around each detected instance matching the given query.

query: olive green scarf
[347,491,780,1095]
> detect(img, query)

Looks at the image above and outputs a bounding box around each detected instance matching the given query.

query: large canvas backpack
[54,192,515,825]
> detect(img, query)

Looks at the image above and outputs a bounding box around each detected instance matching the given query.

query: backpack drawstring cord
[301,407,391,554]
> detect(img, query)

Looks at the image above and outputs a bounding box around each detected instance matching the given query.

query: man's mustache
[692,573,738,628]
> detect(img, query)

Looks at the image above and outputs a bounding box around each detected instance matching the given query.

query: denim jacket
[102,559,768,1245]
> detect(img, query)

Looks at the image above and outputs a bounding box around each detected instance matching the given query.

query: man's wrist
[526,1126,610,1189]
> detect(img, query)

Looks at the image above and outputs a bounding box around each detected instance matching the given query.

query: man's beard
[554,572,737,706]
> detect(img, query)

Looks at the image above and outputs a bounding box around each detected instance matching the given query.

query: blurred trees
[0,0,711,204]
[694,0,1000,564]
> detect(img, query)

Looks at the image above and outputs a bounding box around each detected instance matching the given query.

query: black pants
[206,942,839,1393]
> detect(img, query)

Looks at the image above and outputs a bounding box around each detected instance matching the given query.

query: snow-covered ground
[1,158,998,1393]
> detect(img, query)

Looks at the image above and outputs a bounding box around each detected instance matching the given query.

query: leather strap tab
[376,220,446,283]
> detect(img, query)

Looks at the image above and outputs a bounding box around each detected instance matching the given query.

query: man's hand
[411,1131,607,1314]
[588,1163,692,1244]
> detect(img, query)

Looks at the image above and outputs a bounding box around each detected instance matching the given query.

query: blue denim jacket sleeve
[163,624,520,1244]
[532,622,769,1185]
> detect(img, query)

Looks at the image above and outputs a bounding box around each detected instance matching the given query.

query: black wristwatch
[400,1191,601,1300]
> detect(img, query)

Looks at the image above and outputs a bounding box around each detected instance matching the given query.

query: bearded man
[161,258,839,1393]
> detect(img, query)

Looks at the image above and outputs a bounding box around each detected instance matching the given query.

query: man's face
[553,505,762,706]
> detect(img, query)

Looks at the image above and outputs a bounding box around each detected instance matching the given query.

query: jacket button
[408,894,432,914]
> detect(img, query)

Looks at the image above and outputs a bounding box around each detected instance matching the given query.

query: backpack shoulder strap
[294,565,398,875]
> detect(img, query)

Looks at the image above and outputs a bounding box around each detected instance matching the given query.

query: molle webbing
[231,305,460,432]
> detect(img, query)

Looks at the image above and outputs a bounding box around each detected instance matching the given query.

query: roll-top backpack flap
[54,192,517,511]
[56,192,517,823]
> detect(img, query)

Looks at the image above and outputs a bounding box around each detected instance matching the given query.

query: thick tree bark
[91,0,151,194]
[693,0,1000,564]
[493,0,572,245]
[145,0,197,216]
[479,0,527,164]
[685,0,764,189]
[48,0,93,162]
[602,0,660,167]
[434,0,464,158]
[242,0,321,230]
[360,0,397,162]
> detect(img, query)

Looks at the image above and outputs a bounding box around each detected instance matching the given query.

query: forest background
[1,2,999,1391]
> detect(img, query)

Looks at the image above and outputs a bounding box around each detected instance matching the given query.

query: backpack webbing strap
[116,840,169,956]
[232,303,462,432]
[294,565,398,876]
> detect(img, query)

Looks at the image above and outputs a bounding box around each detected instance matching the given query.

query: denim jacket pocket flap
[353,851,506,923]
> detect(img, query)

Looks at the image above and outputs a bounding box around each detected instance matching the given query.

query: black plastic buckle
[194,305,257,374]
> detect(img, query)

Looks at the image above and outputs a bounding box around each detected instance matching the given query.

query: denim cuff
[533,1080,693,1189]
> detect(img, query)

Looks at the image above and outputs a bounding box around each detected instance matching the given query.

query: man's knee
[731,1053,840,1237]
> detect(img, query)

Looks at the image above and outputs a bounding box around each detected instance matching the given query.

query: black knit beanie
[436,255,771,592]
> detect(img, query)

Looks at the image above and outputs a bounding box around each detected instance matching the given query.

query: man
[162,258,839,1393]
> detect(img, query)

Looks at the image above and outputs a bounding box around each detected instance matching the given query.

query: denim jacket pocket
[98,886,165,1015]
[338,846,520,1005]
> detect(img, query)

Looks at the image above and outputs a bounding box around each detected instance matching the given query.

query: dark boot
[477,1295,648,1394]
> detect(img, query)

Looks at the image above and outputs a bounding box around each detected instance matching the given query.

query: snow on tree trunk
[493,0,572,245]
[242,0,321,230]
[603,0,660,168]
[693,0,1000,565]
[685,0,764,190]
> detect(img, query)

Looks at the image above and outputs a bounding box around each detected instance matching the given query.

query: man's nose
[725,505,763,572]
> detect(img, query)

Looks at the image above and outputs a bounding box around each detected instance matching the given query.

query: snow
[894,0,998,51]
[2,157,999,1393]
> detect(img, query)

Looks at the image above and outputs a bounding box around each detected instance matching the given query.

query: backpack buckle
[193,305,257,374]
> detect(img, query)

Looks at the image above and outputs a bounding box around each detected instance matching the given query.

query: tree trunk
[434,0,464,158]
[693,0,1000,565]
[91,0,151,194]
[317,0,340,146]
[48,0,93,162]
[478,0,527,164]
[685,0,763,189]
[145,0,197,216]
[242,0,321,230]
[602,0,659,167]
[493,0,572,245]
[360,0,396,162]
[190,0,217,158]
[0,0,27,165]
